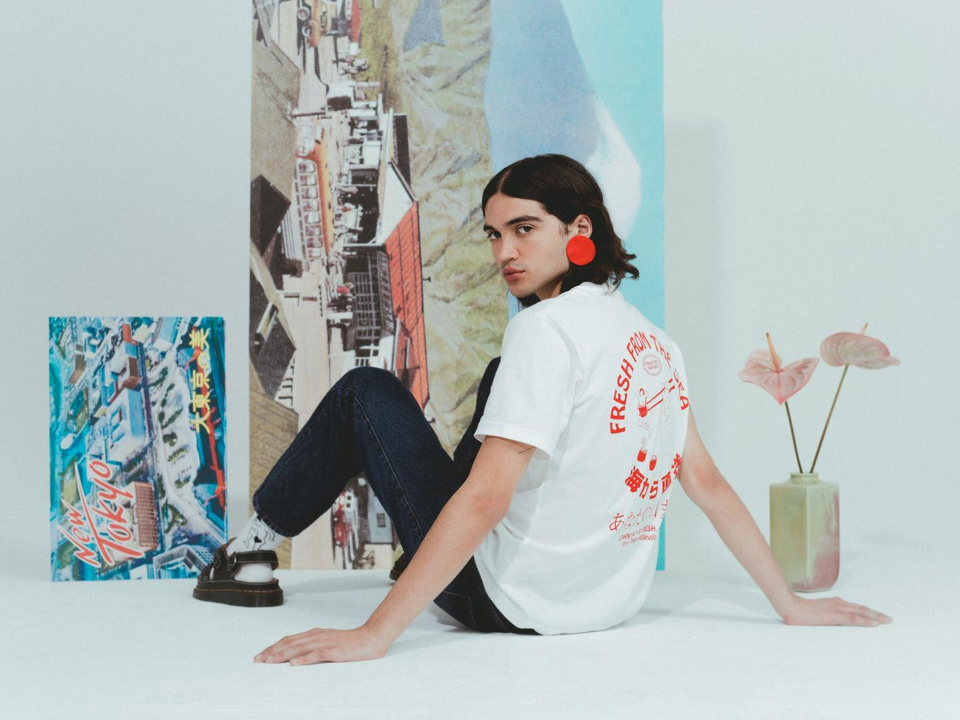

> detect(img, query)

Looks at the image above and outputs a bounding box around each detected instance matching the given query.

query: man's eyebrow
[482,215,543,232]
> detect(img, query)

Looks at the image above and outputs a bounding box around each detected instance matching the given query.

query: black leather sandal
[192,540,283,607]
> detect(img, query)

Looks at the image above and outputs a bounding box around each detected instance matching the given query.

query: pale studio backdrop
[1,1,957,596]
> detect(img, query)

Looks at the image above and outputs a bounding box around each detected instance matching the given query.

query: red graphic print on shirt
[609,499,671,547]
[608,329,680,435]
[622,454,681,499]
[668,368,690,410]
[605,328,689,544]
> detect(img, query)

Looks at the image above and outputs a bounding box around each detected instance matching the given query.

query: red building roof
[384,198,428,409]
[351,0,361,43]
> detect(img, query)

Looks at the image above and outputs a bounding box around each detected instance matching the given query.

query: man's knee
[339,365,398,391]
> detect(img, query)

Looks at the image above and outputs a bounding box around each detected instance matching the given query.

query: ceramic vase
[769,472,840,592]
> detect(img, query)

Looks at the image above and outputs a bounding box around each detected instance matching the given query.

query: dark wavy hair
[481,153,639,308]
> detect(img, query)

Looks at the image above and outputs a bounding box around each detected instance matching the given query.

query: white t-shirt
[473,280,691,635]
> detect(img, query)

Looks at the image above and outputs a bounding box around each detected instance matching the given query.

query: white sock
[226,515,285,583]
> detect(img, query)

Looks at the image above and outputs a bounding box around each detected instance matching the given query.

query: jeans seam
[438,589,478,630]
[344,385,426,540]
[488,606,510,632]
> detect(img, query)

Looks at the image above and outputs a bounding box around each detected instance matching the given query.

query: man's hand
[254,625,390,665]
[782,596,893,627]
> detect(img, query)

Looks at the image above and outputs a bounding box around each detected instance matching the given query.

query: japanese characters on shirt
[607,329,689,548]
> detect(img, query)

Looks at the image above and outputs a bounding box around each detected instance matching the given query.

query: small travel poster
[49,316,227,580]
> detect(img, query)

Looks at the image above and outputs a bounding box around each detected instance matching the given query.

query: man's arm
[254,435,534,664]
[362,435,534,645]
[678,409,799,620]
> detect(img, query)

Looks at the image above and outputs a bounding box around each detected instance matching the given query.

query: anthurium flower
[739,333,815,473]
[808,323,899,473]
[820,330,900,369]
[738,333,819,405]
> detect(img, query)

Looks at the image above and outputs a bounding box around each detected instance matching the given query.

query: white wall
[1,1,956,580]
[0,2,253,576]
[662,0,960,573]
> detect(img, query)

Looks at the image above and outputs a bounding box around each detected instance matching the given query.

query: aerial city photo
[250,0,493,571]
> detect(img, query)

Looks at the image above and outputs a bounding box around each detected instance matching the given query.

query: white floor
[1,545,955,720]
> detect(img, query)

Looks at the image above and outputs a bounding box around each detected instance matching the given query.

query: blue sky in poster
[484,0,665,326]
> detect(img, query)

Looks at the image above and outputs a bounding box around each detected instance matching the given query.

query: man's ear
[577,213,593,237]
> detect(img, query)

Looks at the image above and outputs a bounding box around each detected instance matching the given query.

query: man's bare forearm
[362,485,501,645]
[696,477,798,619]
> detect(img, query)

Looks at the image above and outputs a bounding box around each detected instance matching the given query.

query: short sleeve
[474,310,580,461]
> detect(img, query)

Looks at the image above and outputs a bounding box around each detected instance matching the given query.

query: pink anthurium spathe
[738,334,819,404]
[820,328,900,369]
[739,333,819,473]
[809,323,900,473]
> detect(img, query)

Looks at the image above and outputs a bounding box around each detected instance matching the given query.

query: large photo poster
[49,316,227,581]
[249,0,664,570]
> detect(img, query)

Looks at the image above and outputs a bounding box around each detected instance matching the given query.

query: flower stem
[784,400,804,473]
[810,363,850,474]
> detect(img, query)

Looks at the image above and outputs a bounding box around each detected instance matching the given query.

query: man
[195,155,891,665]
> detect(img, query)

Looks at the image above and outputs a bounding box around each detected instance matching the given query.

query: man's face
[482,193,573,302]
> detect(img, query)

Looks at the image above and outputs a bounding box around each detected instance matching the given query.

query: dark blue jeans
[253,358,539,635]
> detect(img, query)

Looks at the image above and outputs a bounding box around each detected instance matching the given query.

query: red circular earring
[566,234,596,265]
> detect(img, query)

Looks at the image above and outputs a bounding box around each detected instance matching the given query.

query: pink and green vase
[769,472,840,592]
